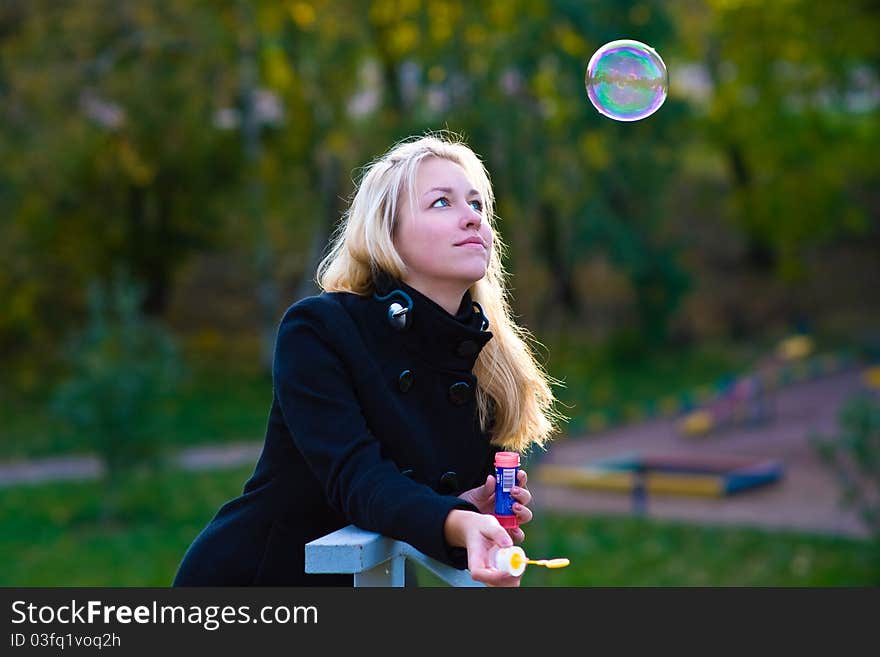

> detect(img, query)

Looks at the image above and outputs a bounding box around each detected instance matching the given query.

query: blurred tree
[2,0,878,388]
[248,0,385,368]
[50,273,184,521]
[0,0,243,364]
[673,0,880,281]
[401,0,690,339]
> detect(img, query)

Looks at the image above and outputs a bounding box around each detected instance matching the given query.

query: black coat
[172,274,499,586]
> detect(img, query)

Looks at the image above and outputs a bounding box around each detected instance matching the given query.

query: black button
[398,369,414,393]
[456,340,479,358]
[439,471,459,493]
[448,381,472,406]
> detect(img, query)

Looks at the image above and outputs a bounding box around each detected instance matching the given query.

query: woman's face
[393,157,493,293]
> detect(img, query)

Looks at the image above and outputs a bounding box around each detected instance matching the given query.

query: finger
[484,475,496,493]
[517,469,528,487]
[507,527,525,544]
[482,524,514,549]
[513,503,533,525]
[510,486,532,506]
[470,567,522,587]
[499,574,522,587]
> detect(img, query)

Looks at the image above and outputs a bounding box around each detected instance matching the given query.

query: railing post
[354,554,406,587]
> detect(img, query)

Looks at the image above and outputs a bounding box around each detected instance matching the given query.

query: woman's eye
[431,197,450,208]
[469,200,483,212]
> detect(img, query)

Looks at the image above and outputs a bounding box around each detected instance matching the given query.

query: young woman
[173,133,564,587]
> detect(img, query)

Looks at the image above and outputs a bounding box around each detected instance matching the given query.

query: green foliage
[1,0,878,380]
[811,394,880,537]
[0,0,244,358]
[1,360,270,460]
[49,274,185,490]
[672,0,880,279]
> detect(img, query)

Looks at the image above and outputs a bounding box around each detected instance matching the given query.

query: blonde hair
[317,132,567,453]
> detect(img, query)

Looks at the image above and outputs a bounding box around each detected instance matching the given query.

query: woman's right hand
[459,472,533,545]
[444,509,523,587]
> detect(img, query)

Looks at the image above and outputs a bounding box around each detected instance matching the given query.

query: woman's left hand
[458,469,533,544]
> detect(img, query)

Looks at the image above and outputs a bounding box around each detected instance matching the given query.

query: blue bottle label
[494,466,518,516]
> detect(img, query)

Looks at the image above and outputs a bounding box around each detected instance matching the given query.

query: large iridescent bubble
[585,39,668,121]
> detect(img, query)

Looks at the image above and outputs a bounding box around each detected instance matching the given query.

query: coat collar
[371,270,493,371]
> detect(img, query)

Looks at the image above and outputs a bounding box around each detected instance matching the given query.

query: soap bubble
[585,39,668,121]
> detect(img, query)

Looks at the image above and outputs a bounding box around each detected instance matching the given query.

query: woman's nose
[462,204,482,227]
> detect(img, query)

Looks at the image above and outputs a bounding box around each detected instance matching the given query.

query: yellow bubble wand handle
[525,558,570,569]
[495,547,571,575]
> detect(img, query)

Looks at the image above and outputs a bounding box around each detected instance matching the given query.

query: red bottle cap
[494,451,520,468]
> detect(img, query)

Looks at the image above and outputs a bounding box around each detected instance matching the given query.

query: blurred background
[1,0,878,586]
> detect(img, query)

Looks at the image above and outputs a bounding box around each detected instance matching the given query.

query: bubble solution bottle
[492,547,571,575]
[493,451,520,529]
[493,546,527,577]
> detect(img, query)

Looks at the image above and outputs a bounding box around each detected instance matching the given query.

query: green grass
[518,513,879,587]
[162,364,272,446]
[2,467,877,587]
[0,466,252,587]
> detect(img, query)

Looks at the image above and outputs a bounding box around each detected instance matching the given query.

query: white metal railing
[305,524,485,587]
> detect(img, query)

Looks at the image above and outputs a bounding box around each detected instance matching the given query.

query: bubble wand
[493,546,571,577]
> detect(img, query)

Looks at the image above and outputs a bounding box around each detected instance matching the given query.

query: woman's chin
[455,266,488,284]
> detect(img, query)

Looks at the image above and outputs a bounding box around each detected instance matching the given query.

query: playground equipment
[679,374,774,438]
[536,451,784,503]
[678,334,818,438]
[571,335,860,440]
[864,365,880,390]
